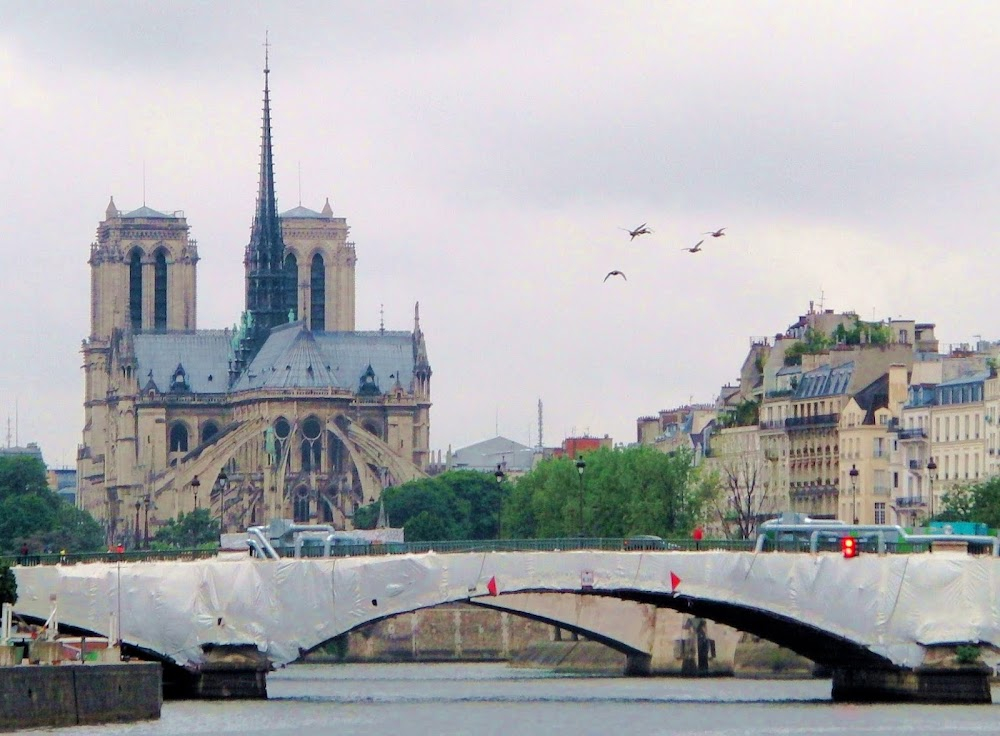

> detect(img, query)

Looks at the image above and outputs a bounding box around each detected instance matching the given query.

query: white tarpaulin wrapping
[14,549,1000,670]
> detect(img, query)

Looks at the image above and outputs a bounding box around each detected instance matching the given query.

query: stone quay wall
[0,662,160,731]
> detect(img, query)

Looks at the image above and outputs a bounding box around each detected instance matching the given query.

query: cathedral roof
[280,205,329,219]
[231,322,416,394]
[122,205,173,219]
[133,331,233,395]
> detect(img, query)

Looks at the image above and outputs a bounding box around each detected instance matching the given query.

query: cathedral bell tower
[243,47,293,359]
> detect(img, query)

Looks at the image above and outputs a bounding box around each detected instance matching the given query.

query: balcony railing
[785,413,839,429]
[759,420,786,430]
[897,428,927,440]
[895,496,926,508]
[790,484,839,498]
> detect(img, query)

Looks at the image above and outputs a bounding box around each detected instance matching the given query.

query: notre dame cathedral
[77,58,431,546]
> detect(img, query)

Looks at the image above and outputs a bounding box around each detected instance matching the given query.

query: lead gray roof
[231,323,415,393]
[133,331,233,394]
[122,205,173,219]
[133,323,416,396]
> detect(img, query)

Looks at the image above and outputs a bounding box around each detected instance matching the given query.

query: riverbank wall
[0,662,160,731]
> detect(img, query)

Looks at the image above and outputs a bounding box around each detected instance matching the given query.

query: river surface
[13,663,1000,735]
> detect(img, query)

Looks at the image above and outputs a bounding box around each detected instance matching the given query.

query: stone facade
[77,65,431,545]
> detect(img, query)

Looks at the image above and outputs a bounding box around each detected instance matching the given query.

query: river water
[13,663,1000,735]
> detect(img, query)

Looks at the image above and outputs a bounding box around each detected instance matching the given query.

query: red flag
[670,571,681,593]
[487,576,498,596]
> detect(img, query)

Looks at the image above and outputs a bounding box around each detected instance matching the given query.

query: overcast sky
[1,1,998,468]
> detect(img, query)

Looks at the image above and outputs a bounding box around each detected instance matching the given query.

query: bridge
[12,547,999,703]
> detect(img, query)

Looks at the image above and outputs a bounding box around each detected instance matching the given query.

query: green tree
[717,399,760,429]
[939,486,976,522]
[940,478,1000,528]
[0,565,15,606]
[0,456,105,554]
[153,509,220,548]
[505,446,716,539]
[355,471,502,542]
[784,327,834,366]
[0,455,53,501]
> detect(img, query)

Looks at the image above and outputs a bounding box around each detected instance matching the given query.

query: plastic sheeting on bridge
[12,549,1000,671]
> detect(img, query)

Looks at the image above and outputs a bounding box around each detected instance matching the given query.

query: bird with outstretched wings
[620,223,652,241]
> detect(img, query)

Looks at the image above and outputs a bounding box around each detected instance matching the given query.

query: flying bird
[620,223,652,241]
[604,270,627,282]
[703,228,726,238]
[681,240,705,253]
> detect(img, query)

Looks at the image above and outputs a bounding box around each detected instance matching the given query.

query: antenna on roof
[537,398,543,449]
[379,304,385,334]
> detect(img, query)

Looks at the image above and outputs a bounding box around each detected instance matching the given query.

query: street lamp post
[143,496,150,549]
[217,469,229,535]
[191,475,201,510]
[133,500,141,549]
[575,456,586,538]
[849,464,859,525]
[927,457,937,524]
[494,464,506,539]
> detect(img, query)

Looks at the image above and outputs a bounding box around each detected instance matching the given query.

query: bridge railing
[291,537,757,558]
[10,534,995,567]
[1,548,219,567]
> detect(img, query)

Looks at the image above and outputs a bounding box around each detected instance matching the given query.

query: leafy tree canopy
[0,456,104,554]
[939,479,1000,529]
[354,448,717,543]
[355,470,502,542]
[832,316,892,347]
[784,327,834,366]
[152,508,220,549]
[716,399,761,429]
[504,446,716,540]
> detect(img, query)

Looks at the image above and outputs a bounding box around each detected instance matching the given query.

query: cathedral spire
[243,36,291,359]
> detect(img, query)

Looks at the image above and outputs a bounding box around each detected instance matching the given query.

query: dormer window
[170,363,190,392]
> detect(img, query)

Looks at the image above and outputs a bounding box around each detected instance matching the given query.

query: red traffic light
[841,536,858,559]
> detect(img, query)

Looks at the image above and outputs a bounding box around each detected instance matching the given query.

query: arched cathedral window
[154,249,168,330]
[201,422,219,445]
[310,253,325,331]
[283,253,297,321]
[293,487,310,522]
[301,416,322,471]
[169,423,189,453]
[129,249,143,329]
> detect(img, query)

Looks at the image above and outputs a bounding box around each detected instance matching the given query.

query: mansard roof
[936,370,990,388]
[231,322,417,393]
[794,361,854,399]
[133,331,233,395]
[851,374,889,425]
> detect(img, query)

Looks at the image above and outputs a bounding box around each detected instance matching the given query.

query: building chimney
[888,364,908,416]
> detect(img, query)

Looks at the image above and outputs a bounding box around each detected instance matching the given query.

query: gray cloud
[1,1,998,465]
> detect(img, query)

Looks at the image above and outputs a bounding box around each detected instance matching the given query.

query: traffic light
[841,536,858,559]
